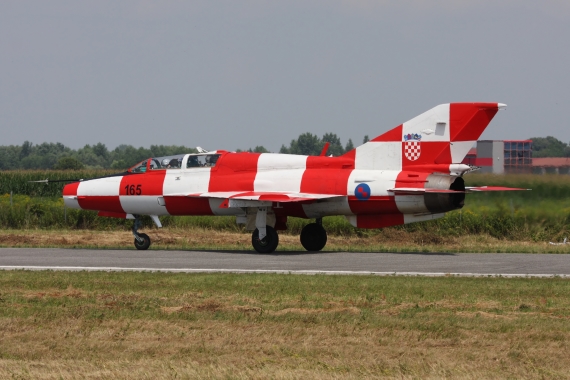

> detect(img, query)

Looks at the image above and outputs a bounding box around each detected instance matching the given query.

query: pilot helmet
[162,158,170,166]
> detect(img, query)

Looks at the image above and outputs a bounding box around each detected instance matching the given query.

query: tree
[76,144,107,168]
[529,136,569,157]
[20,141,33,159]
[110,159,131,170]
[280,132,361,156]
[249,146,270,153]
[291,133,322,155]
[110,145,153,168]
[280,133,323,156]
[0,145,21,170]
[54,157,85,170]
[93,143,109,159]
[363,135,369,144]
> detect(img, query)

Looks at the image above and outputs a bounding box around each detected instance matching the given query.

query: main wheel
[252,226,279,253]
[300,223,327,251]
[134,233,151,250]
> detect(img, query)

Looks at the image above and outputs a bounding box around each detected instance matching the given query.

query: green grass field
[1,172,570,245]
[2,172,570,378]
[1,270,569,379]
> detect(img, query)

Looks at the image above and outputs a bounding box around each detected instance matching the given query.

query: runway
[1,248,569,277]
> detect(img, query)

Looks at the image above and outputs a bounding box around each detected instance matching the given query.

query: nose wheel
[252,225,279,253]
[132,215,151,250]
[134,233,150,250]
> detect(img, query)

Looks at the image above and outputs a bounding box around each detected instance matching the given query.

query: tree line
[0,133,369,171]
[0,142,199,171]
[3,134,565,171]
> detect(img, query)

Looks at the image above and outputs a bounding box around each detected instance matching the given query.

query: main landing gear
[133,215,150,250]
[250,216,328,254]
[129,210,328,253]
[300,218,327,252]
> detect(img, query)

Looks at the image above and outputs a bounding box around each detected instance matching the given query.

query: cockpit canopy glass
[127,153,221,173]
[186,154,221,168]
[128,154,185,173]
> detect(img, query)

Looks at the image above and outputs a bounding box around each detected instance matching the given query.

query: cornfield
[0,170,116,197]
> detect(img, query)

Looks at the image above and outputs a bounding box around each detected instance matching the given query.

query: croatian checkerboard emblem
[404,133,422,161]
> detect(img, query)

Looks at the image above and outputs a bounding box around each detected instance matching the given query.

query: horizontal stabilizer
[466,186,530,192]
[388,188,462,195]
[389,186,530,195]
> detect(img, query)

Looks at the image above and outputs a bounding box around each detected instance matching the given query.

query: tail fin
[348,103,505,170]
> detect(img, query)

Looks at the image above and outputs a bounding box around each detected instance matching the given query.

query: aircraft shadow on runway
[174,249,457,257]
[56,247,457,256]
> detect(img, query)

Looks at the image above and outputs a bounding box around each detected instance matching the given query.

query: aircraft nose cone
[63,182,79,196]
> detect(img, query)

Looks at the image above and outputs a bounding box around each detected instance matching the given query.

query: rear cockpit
[185,153,221,168]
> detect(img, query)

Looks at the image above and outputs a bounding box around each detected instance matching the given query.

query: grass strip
[1,228,570,253]
[0,271,569,378]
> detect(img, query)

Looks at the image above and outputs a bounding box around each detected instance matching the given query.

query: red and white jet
[62,102,522,253]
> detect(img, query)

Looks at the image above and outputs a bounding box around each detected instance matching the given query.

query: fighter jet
[62,103,523,253]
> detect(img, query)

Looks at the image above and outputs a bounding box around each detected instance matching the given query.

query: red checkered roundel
[404,141,421,161]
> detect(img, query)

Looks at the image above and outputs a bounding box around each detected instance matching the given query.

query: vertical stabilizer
[347,103,503,170]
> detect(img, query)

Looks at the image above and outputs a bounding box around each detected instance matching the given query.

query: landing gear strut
[300,218,327,252]
[249,205,280,253]
[252,225,279,253]
[132,215,150,250]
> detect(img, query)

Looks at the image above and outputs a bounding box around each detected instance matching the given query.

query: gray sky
[2,0,569,152]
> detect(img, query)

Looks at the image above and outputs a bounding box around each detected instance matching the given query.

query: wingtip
[498,103,507,110]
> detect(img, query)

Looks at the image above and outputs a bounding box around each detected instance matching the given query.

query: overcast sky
[1,1,569,152]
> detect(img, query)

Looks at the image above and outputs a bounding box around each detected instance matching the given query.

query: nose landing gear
[252,225,279,253]
[133,215,151,250]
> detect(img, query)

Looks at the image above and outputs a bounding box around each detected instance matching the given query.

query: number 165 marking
[124,184,142,195]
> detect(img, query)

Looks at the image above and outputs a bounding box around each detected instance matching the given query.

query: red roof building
[532,157,570,174]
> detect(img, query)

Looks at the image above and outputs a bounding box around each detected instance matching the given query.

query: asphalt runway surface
[1,248,569,277]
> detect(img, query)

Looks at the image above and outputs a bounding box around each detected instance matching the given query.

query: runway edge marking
[1,266,569,278]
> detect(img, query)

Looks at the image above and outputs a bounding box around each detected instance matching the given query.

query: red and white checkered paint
[404,141,421,161]
[63,103,506,229]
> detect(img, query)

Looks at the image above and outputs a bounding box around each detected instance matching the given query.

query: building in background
[503,140,533,173]
[532,158,570,174]
[462,140,533,174]
[462,140,570,174]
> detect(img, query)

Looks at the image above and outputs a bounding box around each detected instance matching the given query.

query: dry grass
[1,271,570,378]
[0,227,569,253]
